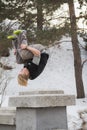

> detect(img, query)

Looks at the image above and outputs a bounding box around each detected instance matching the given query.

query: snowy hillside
[0,35,87,130]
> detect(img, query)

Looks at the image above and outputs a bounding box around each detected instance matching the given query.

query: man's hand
[20,44,27,49]
[14,49,17,55]
[20,43,40,56]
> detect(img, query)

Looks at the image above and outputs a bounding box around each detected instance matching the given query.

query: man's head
[18,68,29,86]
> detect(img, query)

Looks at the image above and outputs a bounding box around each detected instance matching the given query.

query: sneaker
[7,35,17,40]
[13,30,22,35]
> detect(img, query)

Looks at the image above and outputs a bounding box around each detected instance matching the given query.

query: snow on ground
[0,35,87,130]
[2,36,76,95]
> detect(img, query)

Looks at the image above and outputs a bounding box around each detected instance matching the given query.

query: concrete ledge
[19,90,64,95]
[9,94,75,108]
[0,107,16,125]
[0,107,16,114]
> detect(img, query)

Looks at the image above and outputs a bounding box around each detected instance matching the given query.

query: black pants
[24,53,49,80]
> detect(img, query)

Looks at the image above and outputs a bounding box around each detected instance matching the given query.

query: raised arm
[20,44,40,56]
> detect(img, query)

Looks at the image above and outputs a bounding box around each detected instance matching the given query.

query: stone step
[9,94,75,108]
[0,107,16,125]
[19,90,64,95]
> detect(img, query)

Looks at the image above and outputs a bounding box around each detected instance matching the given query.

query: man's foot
[7,35,17,40]
[13,30,22,35]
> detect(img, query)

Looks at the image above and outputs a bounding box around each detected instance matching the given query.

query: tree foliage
[77,0,87,22]
[0,0,68,30]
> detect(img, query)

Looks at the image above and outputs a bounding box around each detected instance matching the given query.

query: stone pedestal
[9,90,76,130]
[16,107,67,130]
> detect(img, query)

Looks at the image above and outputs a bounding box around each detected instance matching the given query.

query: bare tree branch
[79,43,86,50]
[48,40,72,48]
[0,78,8,107]
[82,59,87,68]
[0,62,13,70]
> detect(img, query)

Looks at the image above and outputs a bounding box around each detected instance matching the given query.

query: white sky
[49,2,87,30]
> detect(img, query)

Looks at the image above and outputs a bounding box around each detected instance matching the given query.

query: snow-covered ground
[0,35,87,130]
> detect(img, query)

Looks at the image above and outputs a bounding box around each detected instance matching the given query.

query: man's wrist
[26,46,29,49]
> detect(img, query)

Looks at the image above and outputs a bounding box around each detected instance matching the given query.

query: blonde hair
[18,73,29,86]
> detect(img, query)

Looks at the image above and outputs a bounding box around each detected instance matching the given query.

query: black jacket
[24,53,49,80]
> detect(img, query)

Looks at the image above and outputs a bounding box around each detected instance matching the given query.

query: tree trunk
[68,0,85,98]
[37,0,43,31]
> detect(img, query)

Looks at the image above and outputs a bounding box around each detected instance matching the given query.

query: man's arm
[20,44,40,56]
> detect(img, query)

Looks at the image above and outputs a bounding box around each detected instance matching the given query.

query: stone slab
[9,94,75,108]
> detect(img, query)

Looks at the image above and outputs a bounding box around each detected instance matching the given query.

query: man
[18,44,49,86]
[8,30,49,86]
